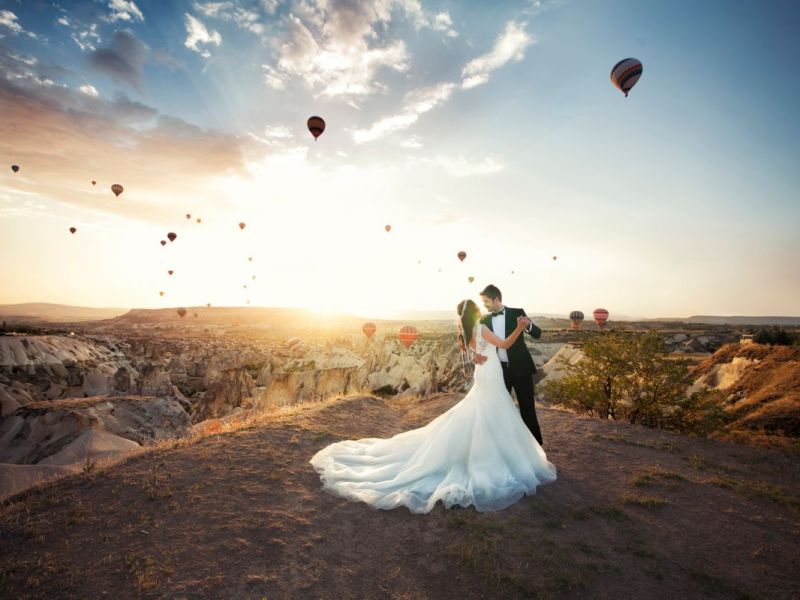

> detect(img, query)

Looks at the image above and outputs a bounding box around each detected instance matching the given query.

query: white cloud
[106,0,145,23]
[56,16,70,27]
[262,64,287,89]
[400,135,422,149]
[70,24,101,52]
[79,84,99,97]
[431,12,458,38]
[263,125,293,139]
[421,155,504,177]
[184,13,222,58]
[0,10,24,34]
[460,21,533,89]
[261,0,280,14]
[352,81,455,143]
[194,2,264,34]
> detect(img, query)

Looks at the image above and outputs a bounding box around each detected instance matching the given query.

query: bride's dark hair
[456,299,480,352]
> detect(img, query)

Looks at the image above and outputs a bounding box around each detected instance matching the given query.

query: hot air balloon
[593,308,609,329]
[610,58,643,97]
[468,276,475,283]
[457,251,467,262]
[252,275,256,280]
[11,165,20,173]
[111,183,123,197]
[160,240,167,246]
[177,307,187,318]
[552,256,557,261]
[398,325,418,349]
[243,284,247,289]
[385,224,391,232]
[239,222,246,230]
[91,180,96,186]
[168,270,174,275]
[248,257,253,262]
[246,300,251,304]
[185,213,191,220]
[69,227,76,234]
[569,310,584,330]
[307,116,325,140]
[362,322,376,339]
[159,291,164,297]
[167,232,177,242]
[196,218,201,223]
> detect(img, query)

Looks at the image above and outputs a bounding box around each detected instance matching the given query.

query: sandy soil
[1,392,799,599]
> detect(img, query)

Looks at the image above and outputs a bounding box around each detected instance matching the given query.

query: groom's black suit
[480,307,545,447]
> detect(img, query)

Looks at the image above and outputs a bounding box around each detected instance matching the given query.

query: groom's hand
[472,353,488,365]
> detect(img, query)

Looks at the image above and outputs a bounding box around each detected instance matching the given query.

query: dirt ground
[1,393,799,599]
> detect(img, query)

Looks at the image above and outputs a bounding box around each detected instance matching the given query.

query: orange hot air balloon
[399,325,418,349]
[185,213,191,220]
[457,251,466,262]
[11,165,20,173]
[160,240,166,246]
[91,180,96,186]
[167,232,177,242]
[307,116,325,140]
[111,183,123,197]
[385,224,391,232]
[593,308,609,328]
[177,307,187,318]
[239,222,246,230]
[69,227,76,234]
[468,276,475,283]
[168,270,174,275]
[362,322,376,339]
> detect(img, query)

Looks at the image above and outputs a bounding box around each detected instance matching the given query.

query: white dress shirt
[490,306,533,363]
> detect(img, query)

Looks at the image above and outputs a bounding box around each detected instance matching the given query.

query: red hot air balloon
[111,183,123,197]
[457,251,466,262]
[610,58,643,97]
[168,270,174,275]
[177,307,187,318]
[399,325,418,349]
[385,224,391,232]
[307,116,325,140]
[160,240,167,246]
[167,232,177,242]
[11,165,19,173]
[362,322,376,339]
[239,222,246,230]
[593,308,609,329]
[569,310,584,330]
[69,227,76,234]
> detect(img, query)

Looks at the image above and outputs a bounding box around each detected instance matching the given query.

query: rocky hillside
[1,393,798,599]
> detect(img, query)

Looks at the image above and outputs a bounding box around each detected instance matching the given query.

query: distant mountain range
[1,304,798,326]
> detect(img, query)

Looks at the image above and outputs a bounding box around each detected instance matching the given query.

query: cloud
[184,13,222,58]
[352,82,455,143]
[78,84,99,97]
[420,155,504,177]
[104,0,145,23]
[460,21,532,89]
[88,30,147,90]
[353,20,534,143]
[0,10,23,35]
[194,2,264,34]
[0,45,244,225]
[70,23,101,52]
[261,0,457,99]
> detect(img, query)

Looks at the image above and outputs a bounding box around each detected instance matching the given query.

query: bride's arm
[480,319,526,350]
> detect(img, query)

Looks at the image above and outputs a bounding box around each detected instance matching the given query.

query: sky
[0,0,798,319]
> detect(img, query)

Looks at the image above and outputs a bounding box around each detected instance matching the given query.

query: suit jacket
[480,307,541,377]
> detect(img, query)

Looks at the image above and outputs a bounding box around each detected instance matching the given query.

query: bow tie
[490,310,505,317]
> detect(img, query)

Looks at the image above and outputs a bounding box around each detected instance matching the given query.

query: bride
[309,299,557,514]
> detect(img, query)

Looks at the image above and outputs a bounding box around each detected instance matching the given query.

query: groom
[473,284,545,447]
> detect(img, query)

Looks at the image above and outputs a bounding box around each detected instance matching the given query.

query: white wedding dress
[309,323,557,514]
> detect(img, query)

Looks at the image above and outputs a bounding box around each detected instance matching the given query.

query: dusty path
[1,393,799,599]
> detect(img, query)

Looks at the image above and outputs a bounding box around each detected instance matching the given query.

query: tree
[542,331,729,433]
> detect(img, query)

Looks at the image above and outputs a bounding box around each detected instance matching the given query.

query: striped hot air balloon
[362,322,376,339]
[307,116,325,140]
[610,58,643,97]
[398,325,418,349]
[593,308,609,328]
[569,310,584,330]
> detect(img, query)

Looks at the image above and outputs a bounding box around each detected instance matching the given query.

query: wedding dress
[309,323,557,514]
